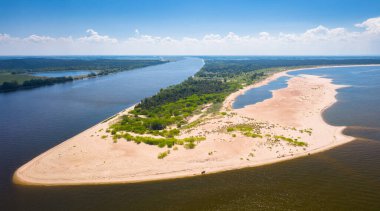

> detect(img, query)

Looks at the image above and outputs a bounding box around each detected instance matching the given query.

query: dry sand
[13,66,359,186]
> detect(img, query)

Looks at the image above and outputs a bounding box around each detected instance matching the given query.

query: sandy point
[14,65,365,186]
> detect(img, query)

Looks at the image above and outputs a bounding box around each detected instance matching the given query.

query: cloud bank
[1,17,380,55]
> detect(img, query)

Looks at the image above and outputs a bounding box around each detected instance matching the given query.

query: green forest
[110,60,275,147]
[0,58,167,92]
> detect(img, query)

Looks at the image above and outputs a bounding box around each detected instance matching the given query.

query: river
[0,57,204,209]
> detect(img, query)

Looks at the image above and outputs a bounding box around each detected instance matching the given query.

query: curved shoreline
[13,64,379,186]
[224,64,380,110]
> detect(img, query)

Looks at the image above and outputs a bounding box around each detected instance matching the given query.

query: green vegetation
[0,58,166,73]
[181,118,203,130]
[113,132,205,148]
[158,150,170,159]
[226,124,263,139]
[110,58,380,149]
[299,128,313,136]
[110,61,275,148]
[205,102,223,115]
[0,72,37,84]
[243,131,263,138]
[227,124,256,132]
[0,58,167,92]
[0,76,74,92]
[274,135,308,147]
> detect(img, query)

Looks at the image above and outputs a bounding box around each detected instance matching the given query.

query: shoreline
[224,64,380,110]
[13,64,378,186]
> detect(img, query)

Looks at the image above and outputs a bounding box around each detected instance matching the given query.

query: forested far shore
[0,58,167,73]
[0,58,167,92]
[0,77,74,92]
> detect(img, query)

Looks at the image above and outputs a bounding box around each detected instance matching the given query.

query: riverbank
[13,66,360,186]
[0,58,168,92]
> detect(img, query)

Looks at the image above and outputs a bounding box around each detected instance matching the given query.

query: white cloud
[355,16,380,34]
[0,33,12,41]
[1,16,380,55]
[78,29,118,43]
[24,34,56,43]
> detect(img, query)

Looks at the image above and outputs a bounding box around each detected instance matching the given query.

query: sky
[0,0,380,55]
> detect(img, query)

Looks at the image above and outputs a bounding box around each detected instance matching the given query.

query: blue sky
[0,0,380,55]
[1,0,379,38]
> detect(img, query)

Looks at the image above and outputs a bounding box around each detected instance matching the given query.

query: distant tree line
[0,77,73,92]
[0,58,167,92]
[0,58,167,73]
[197,59,380,78]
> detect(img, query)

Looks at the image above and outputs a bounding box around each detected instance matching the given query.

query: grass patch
[157,150,170,159]
[184,141,196,149]
[299,128,313,136]
[182,118,203,129]
[274,135,308,147]
[243,131,263,138]
[227,124,262,138]
[206,102,223,114]
[227,124,253,132]
[0,72,38,84]
[119,133,205,148]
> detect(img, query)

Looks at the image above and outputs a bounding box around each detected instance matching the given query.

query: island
[13,58,380,185]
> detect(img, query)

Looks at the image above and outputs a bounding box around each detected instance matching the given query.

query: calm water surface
[0,58,204,209]
[1,63,380,210]
[233,76,289,109]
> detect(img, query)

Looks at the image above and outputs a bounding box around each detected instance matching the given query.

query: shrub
[243,132,263,138]
[158,150,170,159]
[274,135,308,147]
[184,141,196,149]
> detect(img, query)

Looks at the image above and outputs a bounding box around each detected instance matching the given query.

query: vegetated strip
[0,59,167,92]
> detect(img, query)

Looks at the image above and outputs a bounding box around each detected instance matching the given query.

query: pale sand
[15,65,371,186]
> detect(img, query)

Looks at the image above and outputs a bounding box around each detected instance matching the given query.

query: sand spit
[14,66,363,186]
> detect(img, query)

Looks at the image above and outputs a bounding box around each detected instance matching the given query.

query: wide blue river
[0,58,204,209]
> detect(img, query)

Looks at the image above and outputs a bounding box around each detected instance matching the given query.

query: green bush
[157,150,170,159]
[274,135,308,147]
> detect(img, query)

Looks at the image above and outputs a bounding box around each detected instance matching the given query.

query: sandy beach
[13,66,360,186]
